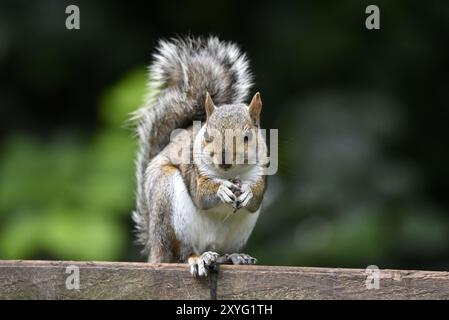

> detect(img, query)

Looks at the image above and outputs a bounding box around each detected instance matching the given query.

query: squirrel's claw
[218,180,252,211]
[221,253,257,265]
[236,184,253,209]
[188,251,219,277]
[217,183,237,205]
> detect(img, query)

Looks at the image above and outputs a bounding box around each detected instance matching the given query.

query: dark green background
[1,0,448,270]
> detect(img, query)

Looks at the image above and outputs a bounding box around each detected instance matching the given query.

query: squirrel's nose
[220,151,232,170]
[219,164,232,170]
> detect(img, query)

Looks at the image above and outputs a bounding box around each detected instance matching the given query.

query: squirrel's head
[195,92,266,177]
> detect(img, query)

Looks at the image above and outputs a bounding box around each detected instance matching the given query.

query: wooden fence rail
[0,260,448,299]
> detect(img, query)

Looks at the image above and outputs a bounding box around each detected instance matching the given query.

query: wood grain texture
[0,260,448,300]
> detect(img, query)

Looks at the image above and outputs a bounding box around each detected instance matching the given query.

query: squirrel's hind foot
[188,251,219,277]
[220,253,257,265]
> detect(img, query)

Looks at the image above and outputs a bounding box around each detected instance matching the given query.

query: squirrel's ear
[205,92,216,119]
[248,92,262,126]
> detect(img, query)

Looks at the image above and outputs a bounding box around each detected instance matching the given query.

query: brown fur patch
[162,164,178,175]
[252,176,265,196]
[187,253,200,265]
[197,175,220,194]
[167,225,181,261]
[247,176,266,212]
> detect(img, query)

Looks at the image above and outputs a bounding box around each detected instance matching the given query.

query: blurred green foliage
[0,68,146,260]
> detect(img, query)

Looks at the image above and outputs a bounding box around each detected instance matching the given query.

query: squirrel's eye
[244,130,253,143]
[204,130,212,142]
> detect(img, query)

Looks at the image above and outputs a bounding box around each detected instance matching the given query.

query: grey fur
[132,36,253,254]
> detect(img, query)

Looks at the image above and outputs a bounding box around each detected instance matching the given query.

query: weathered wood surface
[0,260,448,299]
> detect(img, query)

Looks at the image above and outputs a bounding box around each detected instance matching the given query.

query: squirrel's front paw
[217,181,237,206]
[188,251,219,277]
[236,183,253,209]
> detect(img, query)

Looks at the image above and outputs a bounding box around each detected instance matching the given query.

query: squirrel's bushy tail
[132,36,253,251]
[151,36,253,106]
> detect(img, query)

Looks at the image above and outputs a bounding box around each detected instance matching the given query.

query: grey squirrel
[132,36,267,277]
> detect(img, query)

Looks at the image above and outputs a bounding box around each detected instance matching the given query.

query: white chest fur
[171,172,260,254]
